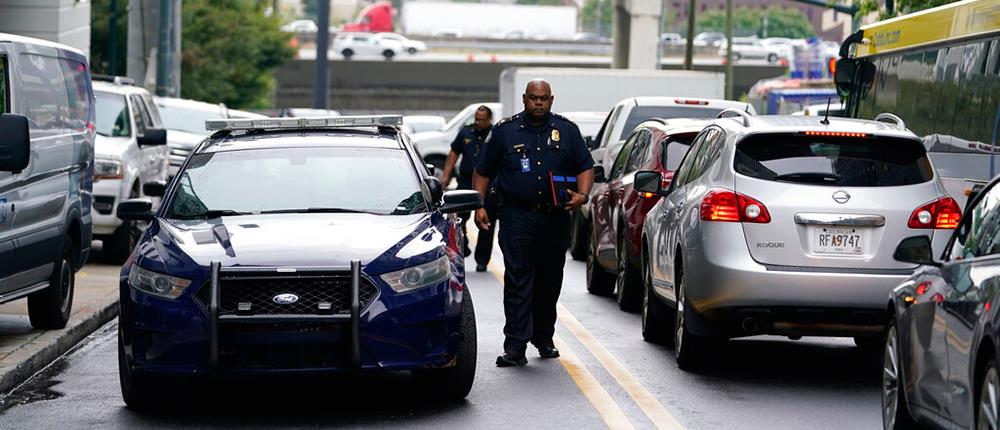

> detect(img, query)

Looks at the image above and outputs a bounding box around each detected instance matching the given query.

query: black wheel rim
[58,256,72,314]
[642,256,651,331]
[980,366,999,430]
[616,235,627,303]
[674,272,685,359]
[882,326,900,429]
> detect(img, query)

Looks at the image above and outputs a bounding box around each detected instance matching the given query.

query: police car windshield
[164,147,429,218]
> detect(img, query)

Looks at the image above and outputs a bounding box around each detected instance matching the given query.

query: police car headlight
[95,159,123,181]
[127,265,192,299]
[380,256,451,293]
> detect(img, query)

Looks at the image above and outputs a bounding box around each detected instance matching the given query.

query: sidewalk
[0,263,121,394]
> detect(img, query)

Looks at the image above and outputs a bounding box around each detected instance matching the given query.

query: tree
[180,1,295,108]
[89,0,128,75]
[857,0,958,20]
[696,7,814,39]
[581,0,612,35]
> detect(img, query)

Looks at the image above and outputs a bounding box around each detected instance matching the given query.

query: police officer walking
[473,79,594,367]
[439,105,495,272]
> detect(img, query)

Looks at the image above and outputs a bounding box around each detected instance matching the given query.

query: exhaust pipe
[741,317,759,333]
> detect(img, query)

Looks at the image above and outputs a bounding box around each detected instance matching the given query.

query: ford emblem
[272,293,299,305]
[832,190,851,204]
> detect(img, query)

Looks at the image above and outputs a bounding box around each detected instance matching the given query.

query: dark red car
[586,120,707,311]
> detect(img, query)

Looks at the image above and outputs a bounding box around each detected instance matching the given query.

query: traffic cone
[490,54,498,63]
[467,53,475,62]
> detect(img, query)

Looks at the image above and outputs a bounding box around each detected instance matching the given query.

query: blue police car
[115,116,482,409]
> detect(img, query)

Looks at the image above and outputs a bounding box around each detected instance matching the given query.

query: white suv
[334,32,403,60]
[92,78,169,262]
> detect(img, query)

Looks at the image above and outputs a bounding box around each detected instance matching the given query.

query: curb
[0,300,119,395]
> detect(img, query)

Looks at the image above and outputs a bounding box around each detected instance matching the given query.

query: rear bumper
[683,225,912,337]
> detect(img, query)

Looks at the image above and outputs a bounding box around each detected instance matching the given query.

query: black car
[884,176,1000,429]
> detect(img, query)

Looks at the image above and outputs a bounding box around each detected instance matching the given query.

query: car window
[684,128,719,182]
[158,103,220,135]
[948,183,1000,260]
[625,129,651,173]
[129,95,147,134]
[610,132,636,180]
[602,105,624,148]
[18,53,70,134]
[0,56,7,113]
[60,58,91,132]
[672,131,707,188]
[167,147,428,218]
[593,109,613,150]
[142,95,162,126]
[661,135,695,171]
[95,92,131,137]
[733,133,933,187]
[619,106,728,140]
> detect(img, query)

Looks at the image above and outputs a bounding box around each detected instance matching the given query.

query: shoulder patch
[550,112,570,122]
[497,113,520,126]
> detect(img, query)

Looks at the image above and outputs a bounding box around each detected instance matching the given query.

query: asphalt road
[0,241,882,429]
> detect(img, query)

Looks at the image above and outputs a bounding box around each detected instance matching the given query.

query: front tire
[408,47,418,55]
[28,238,75,329]
[414,288,477,400]
[119,317,164,412]
[674,267,713,370]
[883,321,917,429]
[341,49,354,59]
[615,232,641,312]
[586,233,614,296]
[382,50,395,60]
[641,245,671,344]
[767,53,778,62]
[978,358,999,430]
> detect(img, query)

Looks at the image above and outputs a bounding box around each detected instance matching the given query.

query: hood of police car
[138,212,449,272]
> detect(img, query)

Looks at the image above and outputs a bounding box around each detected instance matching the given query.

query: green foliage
[696,7,815,39]
[89,0,128,75]
[856,0,958,20]
[581,0,613,35]
[180,1,295,109]
[516,0,564,4]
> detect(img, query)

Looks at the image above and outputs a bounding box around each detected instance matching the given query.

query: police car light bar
[204,115,404,132]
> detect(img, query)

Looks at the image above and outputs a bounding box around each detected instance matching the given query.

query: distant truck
[341,1,394,33]
[401,2,577,39]
[498,67,725,118]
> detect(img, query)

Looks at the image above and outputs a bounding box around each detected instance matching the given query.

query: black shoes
[537,345,560,359]
[496,353,528,367]
[476,263,487,272]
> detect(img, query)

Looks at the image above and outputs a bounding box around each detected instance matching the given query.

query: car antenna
[820,97,832,125]
[745,103,750,113]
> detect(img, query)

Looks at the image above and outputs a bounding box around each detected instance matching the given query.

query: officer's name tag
[520,157,530,173]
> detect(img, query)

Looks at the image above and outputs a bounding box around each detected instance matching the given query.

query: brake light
[802,131,868,138]
[700,189,771,223]
[908,197,961,229]
[675,99,709,105]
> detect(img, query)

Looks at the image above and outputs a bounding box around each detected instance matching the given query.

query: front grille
[215,274,379,316]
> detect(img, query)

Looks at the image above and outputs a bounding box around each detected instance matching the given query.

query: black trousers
[496,206,570,356]
[458,211,495,266]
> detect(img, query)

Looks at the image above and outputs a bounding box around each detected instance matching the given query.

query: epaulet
[497,114,519,127]
[550,112,570,122]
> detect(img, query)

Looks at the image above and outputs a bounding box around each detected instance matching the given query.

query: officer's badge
[464,138,471,145]
[551,129,560,142]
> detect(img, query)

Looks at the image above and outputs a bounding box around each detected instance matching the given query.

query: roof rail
[92,74,135,86]
[205,115,403,132]
[874,113,907,131]
[717,108,752,127]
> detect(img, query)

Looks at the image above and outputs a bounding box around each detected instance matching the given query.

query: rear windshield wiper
[260,207,378,215]
[772,172,842,184]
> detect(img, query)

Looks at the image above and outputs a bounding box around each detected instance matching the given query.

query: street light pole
[725,0,733,100]
[683,0,695,70]
[314,0,331,109]
[155,0,174,96]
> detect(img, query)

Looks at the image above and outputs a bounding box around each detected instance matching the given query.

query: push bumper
[92,178,124,235]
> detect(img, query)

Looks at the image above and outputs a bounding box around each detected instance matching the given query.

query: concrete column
[0,0,91,57]
[612,0,662,70]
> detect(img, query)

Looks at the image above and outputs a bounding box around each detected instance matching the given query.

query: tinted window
[734,134,934,187]
[661,136,695,171]
[610,133,635,179]
[672,132,707,188]
[949,183,1000,260]
[60,59,91,132]
[625,130,651,172]
[619,106,726,140]
[686,129,719,181]
[94,92,131,137]
[18,53,70,133]
[130,95,148,134]
[0,56,7,113]
[166,147,428,218]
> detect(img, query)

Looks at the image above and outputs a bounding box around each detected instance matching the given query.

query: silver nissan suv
[635,111,959,368]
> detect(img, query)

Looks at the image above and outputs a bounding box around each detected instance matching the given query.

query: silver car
[635,111,961,369]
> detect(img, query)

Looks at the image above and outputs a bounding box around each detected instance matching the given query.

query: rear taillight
[700,189,771,223]
[674,99,709,105]
[908,197,961,229]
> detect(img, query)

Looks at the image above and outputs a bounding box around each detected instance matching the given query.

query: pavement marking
[467,226,685,430]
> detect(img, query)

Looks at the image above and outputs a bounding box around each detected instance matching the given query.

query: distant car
[402,115,447,135]
[115,115,482,410]
[561,111,608,147]
[430,28,464,39]
[587,121,707,311]
[571,97,755,263]
[637,113,959,369]
[719,37,777,62]
[791,102,846,117]
[410,102,501,173]
[502,29,530,40]
[333,32,403,60]
[281,19,318,33]
[761,37,794,61]
[154,97,267,177]
[376,32,427,55]
[693,32,726,47]
[92,77,170,263]
[0,33,95,329]
[574,32,610,43]
[883,175,1000,430]
[660,33,684,45]
[280,108,342,118]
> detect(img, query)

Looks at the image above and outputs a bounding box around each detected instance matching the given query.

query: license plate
[814,227,864,255]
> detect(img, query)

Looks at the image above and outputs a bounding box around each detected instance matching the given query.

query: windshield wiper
[772,172,842,184]
[260,207,378,215]
[194,209,252,219]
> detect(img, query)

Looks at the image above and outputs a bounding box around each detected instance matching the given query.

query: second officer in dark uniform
[473,79,594,367]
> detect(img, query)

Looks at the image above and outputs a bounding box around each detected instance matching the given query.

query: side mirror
[0,114,30,172]
[117,198,154,222]
[593,165,607,183]
[138,128,167,147]
[585,136,598,150]
[424,176,443,206]
[143,181,167,197]
[634,171,663,195]
[834,58,855,98]
[441,190,483,214]
[893,236,938,267]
